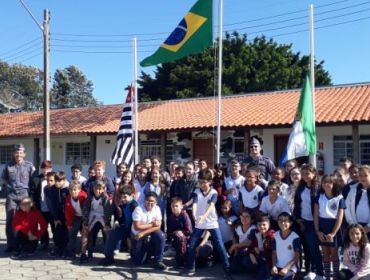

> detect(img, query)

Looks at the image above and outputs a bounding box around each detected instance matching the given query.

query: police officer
[244,135,275,181]
[1,144,35,252]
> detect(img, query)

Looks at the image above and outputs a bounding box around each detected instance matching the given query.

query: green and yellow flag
[140,0,213,67]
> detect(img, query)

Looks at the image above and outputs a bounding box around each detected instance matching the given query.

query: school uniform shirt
[224,175,245,201]
[131,204,162,235]
[235,224,256,244]
[279,182,289,200]
[272,230,301,272]
[238,185,264,209]
[343,243,370,279]
[133,179,147,206]
[345,184,370,227]
[259,195,291,221]
[315,193,346,219]
[300,187,314,221]
[218,215,238,243]
[88,196,105,230]
[192,188,219,229]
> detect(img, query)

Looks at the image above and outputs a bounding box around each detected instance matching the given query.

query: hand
[326,233,334,242]
[152,220,161,227]
[271,266,278,275]
[28,231,37,241]
[317,231,325,242]
[279,267,289,276]
[228,245,235,255]
[174,231,184,238]
[197,215,205,225]
[254,247,260,255]
[250,253,257,265]
[135,232,144,240]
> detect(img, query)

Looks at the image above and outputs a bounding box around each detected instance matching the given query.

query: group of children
[7,155,370,280]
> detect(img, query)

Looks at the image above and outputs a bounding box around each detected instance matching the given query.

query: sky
[0,0,370,105]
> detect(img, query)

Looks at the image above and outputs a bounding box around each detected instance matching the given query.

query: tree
[51,65,99,109]
[138,33,332,101]
[0,61,43,112]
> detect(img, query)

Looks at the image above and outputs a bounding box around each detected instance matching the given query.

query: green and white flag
[140,0,213,67]
[283,74,316,162]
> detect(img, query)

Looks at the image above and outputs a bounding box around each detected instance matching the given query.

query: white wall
[96,135,117,178]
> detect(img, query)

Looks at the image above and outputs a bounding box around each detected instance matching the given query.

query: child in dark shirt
[167,197,192,268]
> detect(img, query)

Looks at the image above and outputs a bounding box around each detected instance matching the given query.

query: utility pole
[19,1,50,160]
[43,10,50,160]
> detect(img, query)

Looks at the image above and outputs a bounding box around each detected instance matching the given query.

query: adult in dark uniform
[1,144,35,252]
[243,135,275,181]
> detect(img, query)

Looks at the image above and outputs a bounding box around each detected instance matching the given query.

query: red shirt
[12,208,47,239]
[64,190,87,227]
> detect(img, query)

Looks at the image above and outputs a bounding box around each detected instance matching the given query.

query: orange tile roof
[0,82,369,137]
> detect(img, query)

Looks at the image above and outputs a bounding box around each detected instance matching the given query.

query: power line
[3,47,43,62]
[53,49,153,54]
[0,37,41,57]
[50,43,160,49]
[2,44,43,60]
[16,52,43,64]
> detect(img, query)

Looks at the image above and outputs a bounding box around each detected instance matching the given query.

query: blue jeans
[302,220,323,275]
[105,225,130,259]
[187,227,230,270]
[131,230,165,265]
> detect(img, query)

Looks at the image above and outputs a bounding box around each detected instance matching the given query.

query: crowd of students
[3,151,370,280]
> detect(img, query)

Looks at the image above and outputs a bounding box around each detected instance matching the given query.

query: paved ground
[0,198,251,280]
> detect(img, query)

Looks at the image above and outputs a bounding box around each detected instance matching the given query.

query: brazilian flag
[140,0,213,67]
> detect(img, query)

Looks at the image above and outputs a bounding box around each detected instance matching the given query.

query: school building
[0,82,369,178]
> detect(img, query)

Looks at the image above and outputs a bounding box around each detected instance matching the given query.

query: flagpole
[309,4,317,168]
[133,37,139,166]
[216,0,223,165]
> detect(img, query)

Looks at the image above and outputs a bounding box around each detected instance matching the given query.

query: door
[274,134,289,166]
[193,138,215,167]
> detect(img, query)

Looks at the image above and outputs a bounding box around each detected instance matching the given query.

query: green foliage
[138,32,332,101]
[51,65,100,109]
[0,61,43,112]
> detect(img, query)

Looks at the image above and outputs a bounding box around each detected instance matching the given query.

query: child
[30,160,53,249]
[167,197,193,268]
[83,160,115,197]
[229,209,257,273]
[134,166,148,206]
[272,167,289,200]
[283,159,298,185]
[345,165,370,239]
[71,163,87,184]
[44,171,69,256]
[113,162,128,185]
[11,197,47,259]
[183,169,231,276]
[239,169,264,216]
[293,164,323,276]
[144,168,167,218]
[131,191,167,270]
[213,164,226,212]
[343,164,361,199]
[285,167,301,212]
[260,180,290,230]
[225,160,244,215]
[314,175,346,279]
[338,224,370,280]
[64,180,87,258]
[80,180,112,262]
[169,166,185,200]
[218,200,238,251]
[247,213,275,280]
[101,184,138,266]
[271,212,301,280]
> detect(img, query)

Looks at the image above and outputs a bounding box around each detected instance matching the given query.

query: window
[66,143,90,165]
[140,139,161,159]
[0,145,13,164]
[333,135,370,165]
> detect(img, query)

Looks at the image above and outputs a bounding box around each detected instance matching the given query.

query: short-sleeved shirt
[260,195,291,221]
[192,188,218,229]
[272,230,301,272]
[243,155,275,181]
[2,160,35,192]
[235,224,256,244]
[300,187,314,221]
[218,215,238,243]
[224,175,245,201]
[134,179,147,206]
[315,193,346,219]
[239,185,264,209]
[131,204,162,235]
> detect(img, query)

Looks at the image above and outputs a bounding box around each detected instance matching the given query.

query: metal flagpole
[309,4,317,167]
[133,37,139,165]
[216,0,223,164]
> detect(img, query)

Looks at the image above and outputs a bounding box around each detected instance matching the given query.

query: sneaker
[154,261,168,270]
[80,253,88,264]
[182,268,196,276]
[11,251,23,260]
[99,258,115,266]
